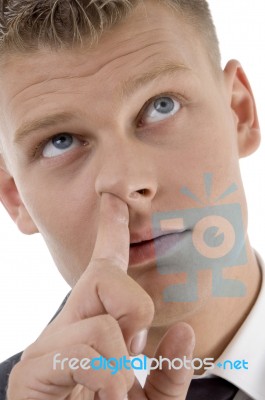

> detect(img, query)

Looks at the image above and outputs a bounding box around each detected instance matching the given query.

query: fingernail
[130,329,148,355]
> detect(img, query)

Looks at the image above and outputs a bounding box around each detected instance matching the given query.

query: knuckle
[95,314,124,349]
[66,343,90,359]
[99,314,121,334]
[81,259,116,288]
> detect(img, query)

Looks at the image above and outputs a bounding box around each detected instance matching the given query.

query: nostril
[129,189,147,199]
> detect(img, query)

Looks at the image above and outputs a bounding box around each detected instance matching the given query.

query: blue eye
[42,133,82,158]
[142,96,181,124]
[53,134,73,149]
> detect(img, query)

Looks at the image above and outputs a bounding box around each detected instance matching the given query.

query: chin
[129,267,210,324]
[150,295,208,328]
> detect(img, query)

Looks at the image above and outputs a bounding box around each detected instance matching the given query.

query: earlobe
[0,155,39,235]
[224,60,261,158]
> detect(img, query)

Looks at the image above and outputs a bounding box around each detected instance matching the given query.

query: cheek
[17,172,99,281]
[157,133,239,206]
[158,93,238,173]
[154,103,245,234]
[179,100,238,172]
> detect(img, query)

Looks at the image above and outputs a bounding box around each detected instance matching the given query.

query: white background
[0,0,265,362]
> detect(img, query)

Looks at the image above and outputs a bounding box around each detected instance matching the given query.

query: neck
[145,240,261,373]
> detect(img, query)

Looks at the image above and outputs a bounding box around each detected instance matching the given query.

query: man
[0,0,263,399]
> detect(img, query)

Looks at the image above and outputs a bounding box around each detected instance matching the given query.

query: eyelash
[31,91,186,160]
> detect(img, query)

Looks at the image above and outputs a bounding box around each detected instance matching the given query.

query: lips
[130,227,185,245]
[129,230,189,266]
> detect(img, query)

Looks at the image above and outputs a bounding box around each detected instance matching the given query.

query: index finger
[91,192,130,272]
[41,192,132,331]
[38,191,153,350]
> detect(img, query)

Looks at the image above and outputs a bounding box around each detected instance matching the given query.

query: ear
[0,155,39,235]
[223,60,261,158]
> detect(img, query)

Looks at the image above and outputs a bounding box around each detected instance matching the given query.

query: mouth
[129,230,190,266]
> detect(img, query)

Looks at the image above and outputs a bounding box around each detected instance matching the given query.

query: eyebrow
[120,61,190,99]
[14,62,190,145]
[14,112,76,145]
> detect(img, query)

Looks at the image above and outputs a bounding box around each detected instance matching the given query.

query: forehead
[0,0,209,138]
[0,0,206,84]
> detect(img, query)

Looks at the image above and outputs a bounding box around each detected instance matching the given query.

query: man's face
[0,1,249,325]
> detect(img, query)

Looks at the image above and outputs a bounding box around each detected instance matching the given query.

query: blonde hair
[0,0,221,65]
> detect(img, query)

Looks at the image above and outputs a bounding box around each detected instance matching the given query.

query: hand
[7,193,154,400]
[7,193,195,399]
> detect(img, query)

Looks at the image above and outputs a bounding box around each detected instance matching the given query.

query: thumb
[144,322,195,399]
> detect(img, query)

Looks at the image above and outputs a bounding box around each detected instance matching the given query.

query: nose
[95,140,157,209]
